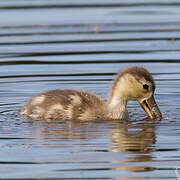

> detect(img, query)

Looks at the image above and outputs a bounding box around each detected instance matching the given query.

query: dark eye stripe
[143,84,149,90]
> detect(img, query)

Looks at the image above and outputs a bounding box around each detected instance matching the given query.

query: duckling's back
[19,90,107,121]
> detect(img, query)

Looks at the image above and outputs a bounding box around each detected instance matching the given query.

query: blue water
[0,0,180,179]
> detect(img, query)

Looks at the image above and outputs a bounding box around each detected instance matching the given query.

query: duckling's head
[110,66,162,119]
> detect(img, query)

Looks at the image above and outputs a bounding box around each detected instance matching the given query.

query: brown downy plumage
[19,66,162,121]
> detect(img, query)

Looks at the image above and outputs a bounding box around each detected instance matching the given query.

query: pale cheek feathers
[116,74,145,100]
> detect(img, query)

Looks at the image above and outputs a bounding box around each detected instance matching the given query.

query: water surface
[0,0,180,179]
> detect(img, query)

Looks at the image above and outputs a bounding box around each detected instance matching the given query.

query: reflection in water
[110,118,159,173]
[31,118,160,173]
[32,120,105,141]
[110,118,157,154]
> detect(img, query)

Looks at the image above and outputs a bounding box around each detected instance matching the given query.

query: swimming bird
[19,66,162,121]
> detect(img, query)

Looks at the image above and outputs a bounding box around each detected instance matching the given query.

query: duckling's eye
[143,84,149,90]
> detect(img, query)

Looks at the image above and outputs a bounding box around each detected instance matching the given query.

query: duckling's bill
[140,95,162,120]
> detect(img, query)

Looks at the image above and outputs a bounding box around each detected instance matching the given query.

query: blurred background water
[0,0,180,179]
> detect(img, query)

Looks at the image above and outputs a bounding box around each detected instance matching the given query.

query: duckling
[19,66,162,121]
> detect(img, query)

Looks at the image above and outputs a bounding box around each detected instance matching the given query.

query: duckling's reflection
[33,120,105,140]
[109,117,160,173]
[32,117,160,173]
[34,118,158,151]
[110,118,157,154]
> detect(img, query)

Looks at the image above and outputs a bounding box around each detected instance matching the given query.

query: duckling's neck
[107,95,128,120]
